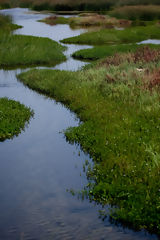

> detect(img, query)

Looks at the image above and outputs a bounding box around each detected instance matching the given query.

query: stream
[0,8,158,240]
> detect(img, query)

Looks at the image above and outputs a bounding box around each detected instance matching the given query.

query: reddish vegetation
[98,46,160,91]
[133,46,160,63]
[144,68,160,91]
[99,46,160,68]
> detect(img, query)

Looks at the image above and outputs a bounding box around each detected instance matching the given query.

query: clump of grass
[61,25,160,45]
[18,46,160,235]
[109,5,160,21]
[0,34,66,68]
[39,15,69,25]
[72,43,160,60]
[0,98,33,141]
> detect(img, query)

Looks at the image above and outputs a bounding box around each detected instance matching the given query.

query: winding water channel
[0,8,158,240]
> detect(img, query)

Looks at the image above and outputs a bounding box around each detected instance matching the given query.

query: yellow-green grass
[18,46,160,235]
[0,98,33,141]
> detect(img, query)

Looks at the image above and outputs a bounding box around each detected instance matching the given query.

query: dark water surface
[0,8,158,240]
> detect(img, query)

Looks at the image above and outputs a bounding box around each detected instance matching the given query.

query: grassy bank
[0,34,66,68]
[18,46,160,235]
[0,98,33,141]
[61,25,160,45]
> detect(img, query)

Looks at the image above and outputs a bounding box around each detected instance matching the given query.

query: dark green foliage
[0,98,33,141]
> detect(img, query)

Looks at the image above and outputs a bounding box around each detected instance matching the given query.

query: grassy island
[61,25,160,45]
[0,34,66,68]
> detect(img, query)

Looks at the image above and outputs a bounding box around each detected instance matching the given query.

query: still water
[0,8,158,240]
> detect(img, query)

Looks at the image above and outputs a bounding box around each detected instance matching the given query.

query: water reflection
[0,8,158,240]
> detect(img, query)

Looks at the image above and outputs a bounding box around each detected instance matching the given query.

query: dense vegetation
[0,98,33,141]
[18,46,160,235]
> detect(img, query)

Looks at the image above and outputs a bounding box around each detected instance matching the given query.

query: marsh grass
[72,43,160,60]
[0,34,66,68]
[0,98,33,141]
[61,25,160,45]
[18,46,160,235]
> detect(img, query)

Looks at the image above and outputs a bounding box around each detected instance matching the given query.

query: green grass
[0,34,66,68]
[61,25,160,45]
[0,98,33,141]
[18,46,160,235]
